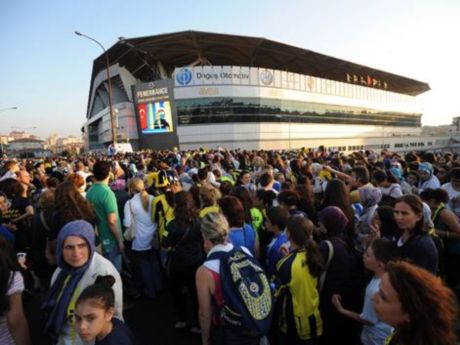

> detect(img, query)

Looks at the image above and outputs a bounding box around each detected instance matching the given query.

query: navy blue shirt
[96,318,134,345]
[398,233,439,274]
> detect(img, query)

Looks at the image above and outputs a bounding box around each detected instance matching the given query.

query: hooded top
[43,220,96,343]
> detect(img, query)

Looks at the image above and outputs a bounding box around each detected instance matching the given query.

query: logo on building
[259,70,274,86]
[176,68,193,86]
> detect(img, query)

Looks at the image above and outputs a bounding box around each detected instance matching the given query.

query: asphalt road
[124,291,202,345]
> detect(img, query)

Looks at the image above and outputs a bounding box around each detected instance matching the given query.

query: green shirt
[86,182,123,251]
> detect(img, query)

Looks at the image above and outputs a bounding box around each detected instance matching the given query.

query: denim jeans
[132,248,163,298]
[104,246,122,272]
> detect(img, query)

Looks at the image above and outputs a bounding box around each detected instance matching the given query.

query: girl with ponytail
[274,216,324,343]
[75,275,133,345]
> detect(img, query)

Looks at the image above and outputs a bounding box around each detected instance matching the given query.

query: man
[442,167,460,220]
[75,161,91,193]
[325,165,372,204]
[0,160,20,182]
[16,169,36,199]
[86,161,124,271]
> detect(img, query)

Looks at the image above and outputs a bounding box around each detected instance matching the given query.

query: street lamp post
[75,31,117,146]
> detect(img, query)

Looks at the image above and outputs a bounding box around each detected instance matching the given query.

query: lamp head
[74,31,82,36]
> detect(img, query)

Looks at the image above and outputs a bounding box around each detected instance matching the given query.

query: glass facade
[176,97,421,127]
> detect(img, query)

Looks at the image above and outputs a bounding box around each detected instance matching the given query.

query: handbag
[124,200,136,241]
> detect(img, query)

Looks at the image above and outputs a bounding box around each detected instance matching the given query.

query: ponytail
[287,216,324,278]
[305,239,324,278]
[140,190,149,211]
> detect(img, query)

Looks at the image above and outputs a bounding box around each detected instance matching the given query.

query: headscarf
[42,220,95,344]
[418,162,433,177]
[318,206,349,237]
[110,178,126,191]
[390,167,403,181]
[359,186,382,209]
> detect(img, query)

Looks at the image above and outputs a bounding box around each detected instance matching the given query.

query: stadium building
[82,31,448,152]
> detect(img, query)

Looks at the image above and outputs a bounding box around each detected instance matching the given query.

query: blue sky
[1,0,459,138]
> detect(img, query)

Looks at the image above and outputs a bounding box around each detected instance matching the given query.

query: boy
[331,238,398,345]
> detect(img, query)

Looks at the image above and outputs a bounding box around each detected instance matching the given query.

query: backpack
[208,247,273,336]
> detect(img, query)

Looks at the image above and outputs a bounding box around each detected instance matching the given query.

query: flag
[138,103,147,130]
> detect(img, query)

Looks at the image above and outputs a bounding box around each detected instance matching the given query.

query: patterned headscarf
[359,186,382,209]
[418,162,433,177]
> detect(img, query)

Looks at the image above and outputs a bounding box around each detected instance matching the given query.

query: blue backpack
[208,247,273,336]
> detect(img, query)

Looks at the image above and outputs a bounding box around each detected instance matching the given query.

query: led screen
[137,100,173,134]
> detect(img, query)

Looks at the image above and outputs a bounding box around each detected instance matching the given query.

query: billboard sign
[133,80,179,149]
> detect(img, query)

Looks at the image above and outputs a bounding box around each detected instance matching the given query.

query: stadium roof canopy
[90,30,430,96]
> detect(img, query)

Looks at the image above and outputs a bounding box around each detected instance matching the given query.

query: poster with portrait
[138,100,173,134]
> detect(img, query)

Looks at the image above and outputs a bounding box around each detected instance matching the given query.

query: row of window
[175,97,420,127]
[176,97,417,117]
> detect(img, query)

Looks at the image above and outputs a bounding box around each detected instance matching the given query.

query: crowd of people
[0,146,459,345]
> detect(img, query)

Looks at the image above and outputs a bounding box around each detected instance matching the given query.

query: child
[331,238,398,345]
[265,206,290,279]
[75,275,133,345]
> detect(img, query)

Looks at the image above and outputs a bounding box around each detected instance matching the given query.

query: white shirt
[380,183,403,199]
[123,193,157,251]
[418,175,440,194]
[442,182,460,219]
[76,170,92,192]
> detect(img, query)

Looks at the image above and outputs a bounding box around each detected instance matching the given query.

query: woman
[49,181,96,263]
[123,177,162,299]
[373,261,457,345]
[0,191,15,244]
[229,186,264,234]
[356,186,382,251]
[371,206,400,241]
[295,182,317,224]
[0,236,31,345]
[236,171,257,198]
[317,206,363,345]
[394,195,438,274]
[219,196,259,257]
[42,220,122,345]
[163,191,204,332]
[0,178,34,253]
[110,178,130,224]
[66,173,87,198]
[275,216,324,344]
[31,189,56,291]
[420,188,460,287]
[322,179,356,242]
[199,185,221,218]
[196,212,261,345]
